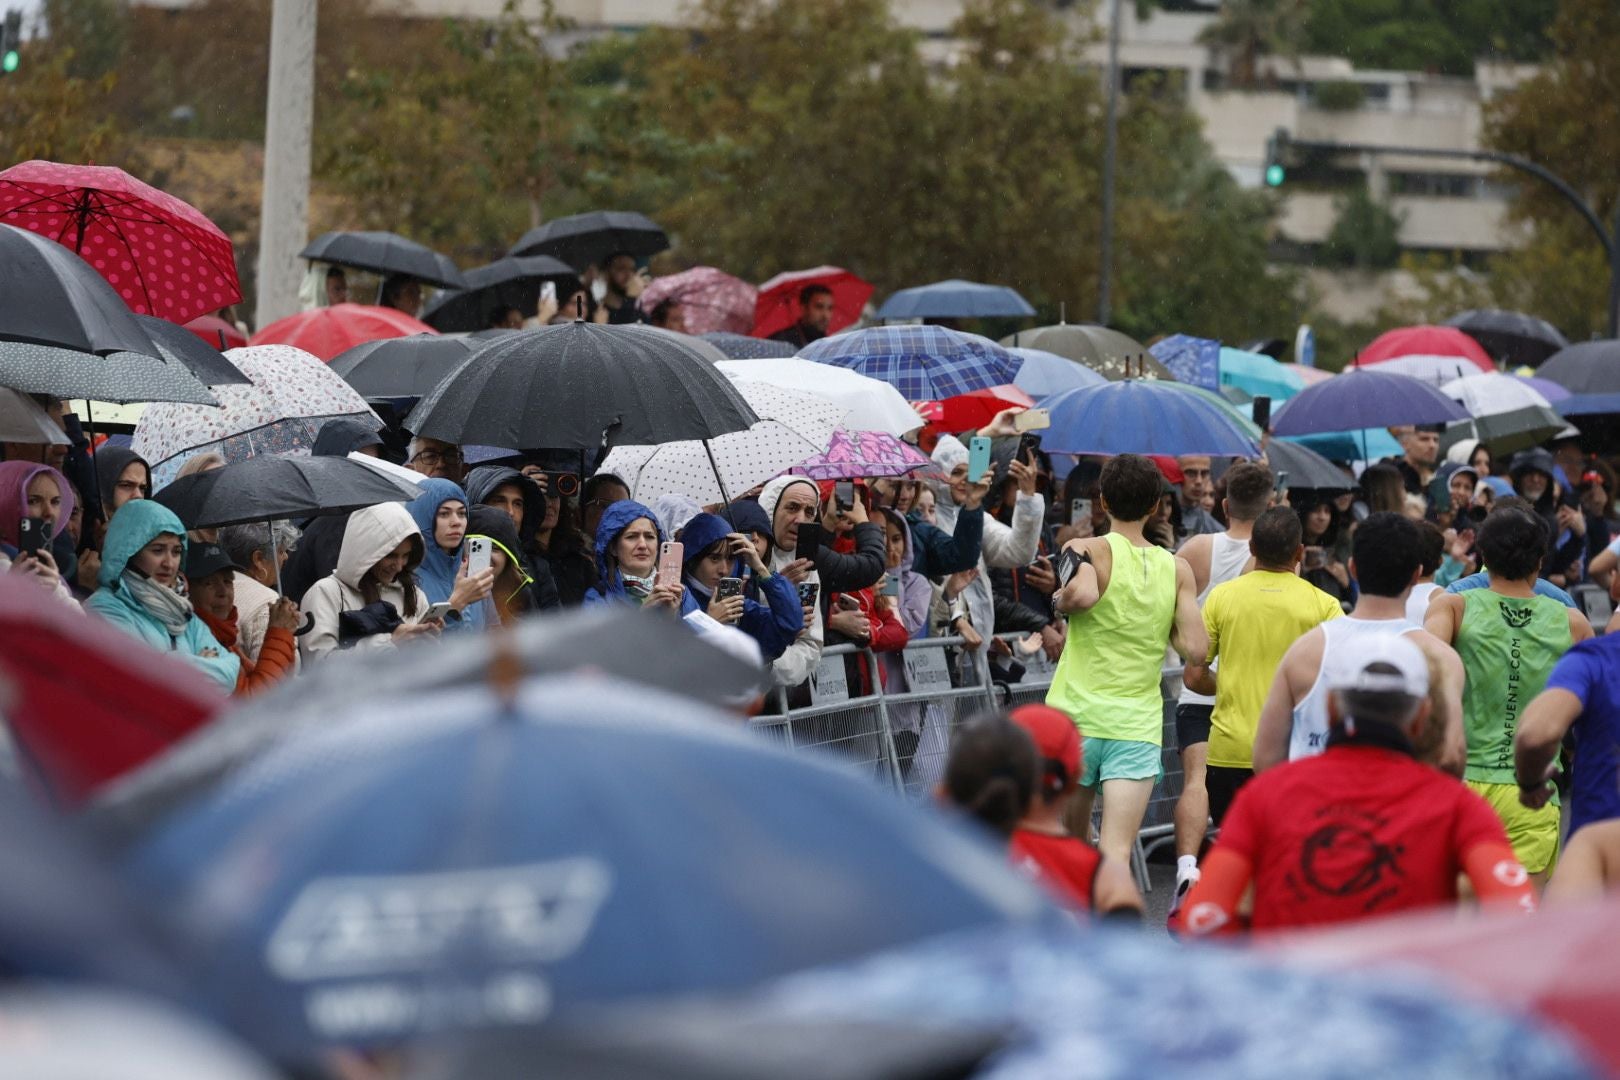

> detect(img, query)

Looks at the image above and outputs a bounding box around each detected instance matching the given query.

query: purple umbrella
[794,429,940,480]
[1270,368,1468,437]
[1510,374,1572,404]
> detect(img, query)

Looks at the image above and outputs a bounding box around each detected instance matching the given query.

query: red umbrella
[639,266,758,336]
[0,576,224,806]
[753,266,873,339]
[184,314,247,352]
[1351,325,1495,386]
[248,303,436,361]
[0,160,242,324]
[916,384,1035,432]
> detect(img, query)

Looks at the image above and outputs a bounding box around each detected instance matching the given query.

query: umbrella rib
[99,209,159,311]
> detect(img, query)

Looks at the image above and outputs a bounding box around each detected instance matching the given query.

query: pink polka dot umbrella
[0,160,242,324]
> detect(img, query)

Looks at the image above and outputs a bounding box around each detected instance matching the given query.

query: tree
[1301,0,1556,77]
[1320,188,1404,270]
[0,46,123,166]
[1197,0,1309,89]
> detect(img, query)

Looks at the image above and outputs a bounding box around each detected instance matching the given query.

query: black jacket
[813,520,886,593]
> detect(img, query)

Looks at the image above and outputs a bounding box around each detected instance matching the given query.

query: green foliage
[1302,0,1556,77]
[1311,80,1363,111]
[1320,188,1404,270]
[1197,0,1309,88]
[40,0,125,79]
[0,45,122,165]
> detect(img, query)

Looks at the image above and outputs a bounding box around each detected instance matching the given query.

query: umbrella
[1264,438,1354,491]
[1510,374,1572,404]
[128,674,1046,1058]
[0,222,165,355]
[327,333,483,400]
[917,384,1035,432]
[1270,368,1469,437]
[1280,362,1335,387]
[753,266,872,340]
[185,313,247,351]
[599,379,846,505]
[638,266,758,336]
[1008,346,1107,399]
[1164,382,1263,438]
[404,323,758,450]
[1281,428,1403,463]
[0,160,242,323]
[1439,372,1568,454]
[1444,308,1568,368]
[800,325,1021,400]
[247,302,438,362]
[154,454,423,531]
[699,331,797,360]
[298,230,465,290]
[1040,380,1261,457]
[132,314,250,386]
[1148,333,1219,388]
[0,340,219,405]
[0,387,70,444]
[509,210,668,272]
[1218,347,1305,402]
[1000,323,1159,381]
[794,429,939,481]
[0,576,223,806]
[1537,340,1620,415]
[714,357,923,436]
[133,345,381,487]
[419,254,576,333]
[1352,325,1495,386]
[874,279,1035,321]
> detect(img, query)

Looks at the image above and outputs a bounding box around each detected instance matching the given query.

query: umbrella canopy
[1352,325,1495,385]
[509,210,668,272]
[1537,340,1620,416]
[794,429,938,481]
[1511,374,1572,404]
[1040,380,1262,457]
[874,279,1035,321]
[0,222,165,355]
[1008,346,1107,399]
[1270,368,1469,437]
[133,314,250,386]
[699,331,797,360]
[1219,347,1305,402]
[715,357,922,436]
[1264,438,1354,491]
[0,387,71,444]
[1444,308,1568,369]
[128,674,1045,1058]
[1281,428,1404,463]
[1440,372,1567,454]
[1001,323,1158,381]
[419,254,576,333]
[1280,361,1335,387]
[248,302,438,362]
[917,385,1035,432]
[298,230,465,290]
[154,454,423,531]
[185,313,247,351]
[327,333,483,400]
[599,379,846,505]
[0,339,218,405]
[0,160,242,323]
[753,266,872,339]
[1148,333,1219,388]
[134,345,381,487]
[800,325,1021,400]
[405,323,759,450]
[638,266,758,336]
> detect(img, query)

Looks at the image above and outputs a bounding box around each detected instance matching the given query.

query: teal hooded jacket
[84,499,240,692]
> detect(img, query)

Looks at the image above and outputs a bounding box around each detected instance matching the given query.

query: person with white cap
[1172,632,1535,938]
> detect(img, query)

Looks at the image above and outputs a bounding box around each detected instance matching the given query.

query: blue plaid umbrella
[699,332,797,360]
[1041,379,1261,457]
[1270,368,1468,436]
[1149,333,1220,390]
[800,326,1022,400]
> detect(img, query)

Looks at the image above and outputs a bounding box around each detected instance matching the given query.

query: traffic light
[1,10,20,75]
[1263,127,1290,187]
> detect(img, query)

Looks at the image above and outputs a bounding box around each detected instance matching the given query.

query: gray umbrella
[299,230,466,289]
[0,223,162,355]
[1000,324,1164,381]
[328,333,484,399]
[700,332,797,360]
[1265,438,1354,492]
[0,339,218,404]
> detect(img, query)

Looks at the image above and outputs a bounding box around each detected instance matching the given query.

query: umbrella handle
[294,612,315,637]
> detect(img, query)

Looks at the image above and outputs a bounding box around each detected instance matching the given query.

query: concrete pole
[1096,0,1122,327]
[254,0,318,330]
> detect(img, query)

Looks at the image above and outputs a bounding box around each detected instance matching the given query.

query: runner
[1171,460,1272,897]
[1252,512,1465,776]
[1048,453,1206,867]
[1172,633,1536,937]
[1425,506,1593,883]
[1513,630,1620,838]
[1005,704,1145,918]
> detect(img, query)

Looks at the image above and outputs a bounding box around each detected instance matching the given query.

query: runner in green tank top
[1425,506,1591,880]
[1049,455,1206,868]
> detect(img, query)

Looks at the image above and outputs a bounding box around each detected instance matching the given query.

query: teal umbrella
[1218,347,1305,403]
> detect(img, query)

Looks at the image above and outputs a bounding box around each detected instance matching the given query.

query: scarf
[622,571,655,602]
[122,569,194,637]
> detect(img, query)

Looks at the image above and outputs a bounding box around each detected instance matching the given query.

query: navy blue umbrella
[1039,379,1261,457]
[1270,368,1469,436]
[128,675,1047,1058]
[875,279,1036,321]
[800,325,1022,400]
[1537,340,1620,416]
[699,331,796,360]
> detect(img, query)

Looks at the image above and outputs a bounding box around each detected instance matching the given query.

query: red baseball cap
[1008,704,1082,788]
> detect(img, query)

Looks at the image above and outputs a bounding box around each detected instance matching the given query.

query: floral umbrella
[133,344,380,487]
[637,267,758,336]
[793,429,941,481]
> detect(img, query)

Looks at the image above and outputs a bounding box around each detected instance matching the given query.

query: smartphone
[967,436,992,482]
[1273,469,1289,496]
[881,574,902,598]
[1017,432,1042,461]
[1070,497,1092,525]
[1012,408,1051,433]
[717,576,744,601]
[1252,395,1272,433]
[796,581,819,609]
[466,535,492,578]
[1303,546,1325,571]
[656,540,684,588]
[836,594,861,612]
[17,516,47,557]
[834,481,855,512]
[1055,546,1082,591]
[795,521,824,561]
[423,601,455,622]
[540,280,557,305]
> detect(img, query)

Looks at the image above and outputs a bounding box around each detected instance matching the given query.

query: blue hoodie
[584,499,664,606]
[677,511,803,660]
[405,477,485,630]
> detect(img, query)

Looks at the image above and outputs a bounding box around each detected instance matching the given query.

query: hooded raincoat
[466,504,537,626]
[0,460,79,606]
[92,445,150,523]
[279,420,385,604]
[84,500,240,691]
[677,511,803,661]
[757,476,824,688]
[463,465,562,611]
[583,499,666,606]
[299,502,431,661]
[406,477,486,630]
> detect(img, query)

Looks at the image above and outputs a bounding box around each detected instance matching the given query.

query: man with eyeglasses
[1176,455,1221,541]
[580,473,632,541]
[407,437,464,483]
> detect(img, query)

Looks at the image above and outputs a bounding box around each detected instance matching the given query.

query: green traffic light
[1,51,16,73]
[1264,163,1285,187]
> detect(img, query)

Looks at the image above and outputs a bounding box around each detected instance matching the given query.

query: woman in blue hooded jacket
[583,499,683,611]
[405,477,495,630]
[677,512,803,661]
[85,500,240,692]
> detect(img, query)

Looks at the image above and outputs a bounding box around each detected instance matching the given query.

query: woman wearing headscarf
[405,477,496,631]
[583,499,683,611]
[755,476,825,689]
[300,502,440,660]
[677,511,802,661]
[0,460,77,605]
[466,505,537,628]
[84,500,240,691]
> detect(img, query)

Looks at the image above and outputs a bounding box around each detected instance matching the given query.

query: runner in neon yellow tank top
[1049,455,1207,868]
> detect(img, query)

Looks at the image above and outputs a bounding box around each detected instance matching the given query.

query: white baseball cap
[1322,633,1429,699]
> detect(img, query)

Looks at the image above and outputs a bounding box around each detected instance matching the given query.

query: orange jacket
[197,607,296,696]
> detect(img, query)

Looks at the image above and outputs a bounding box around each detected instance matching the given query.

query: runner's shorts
[1080,736,1163,788]
[1467,780,1561,875]
[1175,703,1214,750]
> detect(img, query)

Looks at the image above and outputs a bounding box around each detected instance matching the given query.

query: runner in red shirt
[1171,635,1535,937]
[1006,705,1143,918]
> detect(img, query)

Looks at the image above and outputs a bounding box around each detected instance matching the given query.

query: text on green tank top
[1457,588,1571,783]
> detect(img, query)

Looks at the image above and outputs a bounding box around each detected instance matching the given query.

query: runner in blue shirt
[1515,634,1620,836]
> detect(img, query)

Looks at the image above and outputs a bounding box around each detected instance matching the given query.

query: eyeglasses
[411,449,462,468]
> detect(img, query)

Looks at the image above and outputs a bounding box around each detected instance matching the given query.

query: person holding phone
[811,480,886,594]
[583,499,683,611]
[299,502,443,661]
[465,506,540,628]
[186,541,299,697]
[756,476,826,690]
[676,512,803,661]
[405,478,497,631]
[0,460,76,605]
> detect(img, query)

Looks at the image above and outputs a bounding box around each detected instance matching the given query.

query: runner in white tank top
[1288,617,1425,760]
[1177,532,1254,709]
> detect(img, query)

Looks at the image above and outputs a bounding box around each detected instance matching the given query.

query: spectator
[378,274,423,317]
[583,499,683,612]
[1509,448,1588,587]
[0,460,76,605]
[1175,455,1221,539]
[325,265,348,306]
[463,465,562,611]
[767,284,836,350]
[580,473,631,544]
[939,714,1038,843]
[406,436,464,483]
[677,511,803,661]
[404,478,496,630]
[811,481,886,595]
[466,505,539,627]
[756,476,825,690]
[1388,424,1442,495]
[598,253,647,325]
[299,502,440,660]
[218,520,301,663]
[647,298,687,333]
[487,304,524,331]
[186,541,298,696]
[1293,493,1352,609]
[1,394,69,472]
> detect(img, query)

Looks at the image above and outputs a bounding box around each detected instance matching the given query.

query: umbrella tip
[487,632,525,712]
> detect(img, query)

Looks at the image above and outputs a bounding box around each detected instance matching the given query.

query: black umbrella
[508,210,668,272]
[1443,309,1569,369]
[299,230,466,290]
[404,322,759,450]
[153,453,423,531]
[328,333,484,400]
[0,223,162,356]
[419,254,576,332]
[133,314,250,386]
[1537,340,1620,416]
[1265,438,1354,492]
[0,339,218,404]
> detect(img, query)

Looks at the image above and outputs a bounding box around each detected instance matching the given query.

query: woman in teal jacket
[85,500,241,692]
